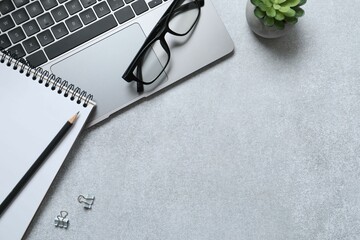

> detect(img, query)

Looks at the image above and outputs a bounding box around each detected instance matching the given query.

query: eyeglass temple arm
[136,58,145,93]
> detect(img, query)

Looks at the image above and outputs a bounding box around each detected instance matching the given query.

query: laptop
[0,0,234,126]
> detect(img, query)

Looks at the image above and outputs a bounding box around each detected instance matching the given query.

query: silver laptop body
[2,0,234,126]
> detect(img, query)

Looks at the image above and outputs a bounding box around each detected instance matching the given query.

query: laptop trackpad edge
[50,23,167,124]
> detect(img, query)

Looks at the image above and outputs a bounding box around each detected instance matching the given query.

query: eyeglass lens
[133,0,200,85]
[169,0,200,35]
[133,39,169,85]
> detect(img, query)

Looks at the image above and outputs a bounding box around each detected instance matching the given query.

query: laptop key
[80,0,97,8]
[27,50,48,67]
[23,37,40,54]
[37,13,55,29]
[107,0,124,11]
[114,6,135,24]
[132,0,149,15]
[0,15,15,32]
[124,0,135,3]
[26,2,44,18]
[65,15,83,32]
[45,15,117,60]
[148,0,162,8]
[65,0,83,15]
[12,8,30,25]
[14,0,30,8]
[8,27,26,44]
[58,0,69,3]
[37,29,55,46]
[40,0,58,11]
[0,34,11,50]
[51,5,69,22]
[0,0,15,15]
[8,44,26,59]
[23,20,41,37]
[79,8,97,25]
[51,22,69,39]
[94,2,111,18]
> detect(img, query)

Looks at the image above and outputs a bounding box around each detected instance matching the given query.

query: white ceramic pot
[246,0,294,39]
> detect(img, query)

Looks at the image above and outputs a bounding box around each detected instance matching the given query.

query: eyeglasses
[122,0,204,93]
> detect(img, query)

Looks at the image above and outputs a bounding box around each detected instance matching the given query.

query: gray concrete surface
[25,0,360,239]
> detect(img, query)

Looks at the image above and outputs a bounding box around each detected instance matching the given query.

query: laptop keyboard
[0,0,167,67]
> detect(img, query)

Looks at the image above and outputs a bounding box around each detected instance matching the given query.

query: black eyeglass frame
[122,0,205,93]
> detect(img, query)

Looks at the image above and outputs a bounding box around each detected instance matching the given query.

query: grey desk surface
[26,0,360,239]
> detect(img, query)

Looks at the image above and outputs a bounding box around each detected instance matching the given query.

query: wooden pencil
[0,112,79,217]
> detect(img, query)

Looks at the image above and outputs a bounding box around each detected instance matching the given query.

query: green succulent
[251,0,306,30]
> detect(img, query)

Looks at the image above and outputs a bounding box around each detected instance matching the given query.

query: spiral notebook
[0,51,96,239]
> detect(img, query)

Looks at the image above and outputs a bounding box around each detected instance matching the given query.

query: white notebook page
[0,60,95,239]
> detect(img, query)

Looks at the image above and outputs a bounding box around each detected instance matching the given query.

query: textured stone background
[26,0,360,239]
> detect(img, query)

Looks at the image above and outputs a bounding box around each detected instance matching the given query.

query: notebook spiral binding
[0,50,93,108]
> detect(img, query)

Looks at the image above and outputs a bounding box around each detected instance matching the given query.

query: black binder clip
[54,211,69,229]
[78,195,95,209]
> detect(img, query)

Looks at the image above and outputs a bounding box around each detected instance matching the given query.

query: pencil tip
[69,112,80,124]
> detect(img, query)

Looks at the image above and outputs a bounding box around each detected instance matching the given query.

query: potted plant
[246,0,306,38]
